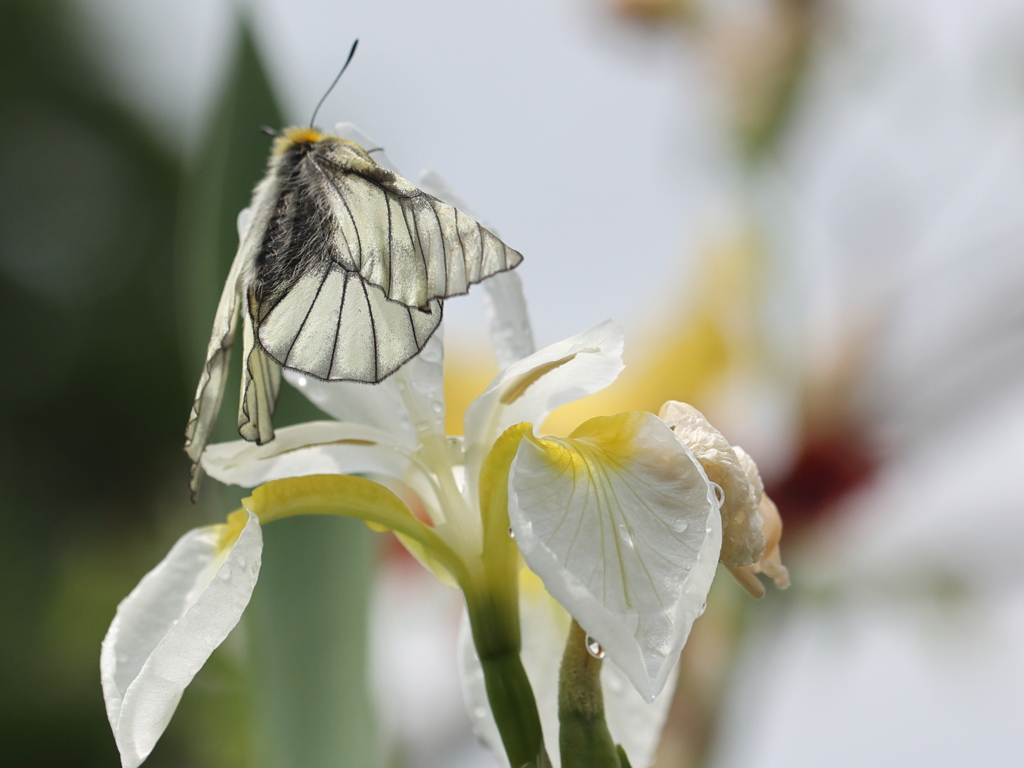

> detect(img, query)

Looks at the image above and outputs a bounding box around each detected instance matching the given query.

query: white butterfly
[184,125,523,496]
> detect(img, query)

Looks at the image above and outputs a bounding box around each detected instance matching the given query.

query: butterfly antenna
[309,39,359,128]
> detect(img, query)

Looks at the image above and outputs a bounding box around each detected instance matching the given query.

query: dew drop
[171,619,179,626]
[585,636,605,659]
[697,601,707,617]
[236,554,246,567]
[219,565,232,581]
[673,519,688,534]
[606,674,623,693]
[617,523,634,546]
[431,401,443,414]
[473,706,488,719]
[117,653,129,664]
[507,526,516,539]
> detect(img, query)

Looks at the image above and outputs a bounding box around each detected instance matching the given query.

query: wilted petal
[728,446,790,597]
[202,421,412,487]
[659,401,765,567]
[508,412,721,701]
[100,511,261,768]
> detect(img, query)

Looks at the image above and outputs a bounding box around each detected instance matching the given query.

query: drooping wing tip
[187,455,204,503]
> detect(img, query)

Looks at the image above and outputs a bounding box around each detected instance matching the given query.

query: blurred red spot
[767,430,877,533]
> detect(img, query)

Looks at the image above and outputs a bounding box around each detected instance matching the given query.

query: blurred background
[2,0,1023,767]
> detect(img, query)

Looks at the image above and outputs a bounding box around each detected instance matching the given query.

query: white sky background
[69,0,739,353]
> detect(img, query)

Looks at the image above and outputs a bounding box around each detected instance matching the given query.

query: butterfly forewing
[306,138,523,308]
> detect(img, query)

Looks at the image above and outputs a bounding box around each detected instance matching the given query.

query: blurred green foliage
[0,2,378,766]
[1,2,183,765]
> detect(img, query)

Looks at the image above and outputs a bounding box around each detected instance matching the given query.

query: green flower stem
[465,596,549,768]
[468,423,549,768]
[558,620,624,768]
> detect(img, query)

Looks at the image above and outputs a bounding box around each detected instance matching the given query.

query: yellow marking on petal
[475,422,536,642]
[216,508,250,554]
[243,474,474,593]
[499,354,579,405]
[523,412,648,477]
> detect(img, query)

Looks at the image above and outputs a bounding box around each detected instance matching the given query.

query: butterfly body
[184,126,523,496]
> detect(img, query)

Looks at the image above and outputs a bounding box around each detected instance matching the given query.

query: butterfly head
[272,126,326,156]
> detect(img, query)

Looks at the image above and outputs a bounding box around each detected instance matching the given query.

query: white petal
[457,574,678,768]
[463,320,624,495]
[283,330,445,445]
[202,421,413,487]
[417,169,535,371]
[100,512,261,768]
[659,401,765,567]
[483,270,536,371]
[508,412,721,701]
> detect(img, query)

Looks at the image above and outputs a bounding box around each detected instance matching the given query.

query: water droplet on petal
[219,565,232,581]
[606,673,623,693]
[507,526,515,539]
[117,653,129,664]
[473,706,488,719]
[586,636,605,659]
[236,554,246,567]
[617,524,634,547]
[673,519,688,534]
[172,619,179,626]
[697,601,707,617]
[431,401,443,414]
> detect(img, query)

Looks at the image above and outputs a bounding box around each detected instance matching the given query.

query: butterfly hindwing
[238,308,281,445]
[184,240,250,498]
[255,262,442,383]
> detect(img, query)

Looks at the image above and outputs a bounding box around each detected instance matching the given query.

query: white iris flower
[101,148,786,768]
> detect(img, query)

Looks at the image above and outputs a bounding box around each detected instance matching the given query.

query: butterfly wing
[184,240,249,498]
[238,307,281,443]
[248,143,444,383]
[253,261,443,382]
[306,138,523,309]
